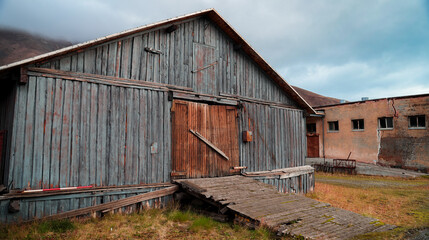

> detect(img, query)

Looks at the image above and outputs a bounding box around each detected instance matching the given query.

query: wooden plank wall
[36,17,297,106]
[258,173,314,194]
[239,102,306,172]
[8,76,171,190]
[0,186,171,223]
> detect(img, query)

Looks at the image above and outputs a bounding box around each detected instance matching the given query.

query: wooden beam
[41,186,178,221]
[19,67,28,84]
[219,92,299,109]
[242,166,314,179]
[191,61,218,73]
[173,92,238,106]
[189,129,229,160]
[26,67,192,92]
[1,182,174,200]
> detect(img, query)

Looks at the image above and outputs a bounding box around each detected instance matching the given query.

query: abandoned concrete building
[0,9,317,222]
[306,94,429,173]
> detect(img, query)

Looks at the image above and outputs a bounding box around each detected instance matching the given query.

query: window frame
[351,119,365,131]
[408,115,426,129]
[378,117,394,130]
[327,121,339,132]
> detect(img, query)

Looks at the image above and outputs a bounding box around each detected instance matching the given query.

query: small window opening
[307,123,316,133]
[352,119,364,130]
[408,115,426,129]
[328,121,339,132]
[378,117,393,129]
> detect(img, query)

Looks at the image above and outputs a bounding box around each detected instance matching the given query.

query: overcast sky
[1,0,429,101]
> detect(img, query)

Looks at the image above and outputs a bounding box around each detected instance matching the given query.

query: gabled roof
[0,8,315,114]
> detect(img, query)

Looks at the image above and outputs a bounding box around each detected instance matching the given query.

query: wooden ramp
[175,176,394,240]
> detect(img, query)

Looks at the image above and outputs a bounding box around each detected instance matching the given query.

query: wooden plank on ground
[41,186,178,221]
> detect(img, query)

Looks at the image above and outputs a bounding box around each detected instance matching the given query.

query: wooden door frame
[171,99,239,179]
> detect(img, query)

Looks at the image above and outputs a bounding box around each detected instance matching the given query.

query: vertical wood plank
[107,42,117,77]
[50,79,63,188]
[78,82,90,186]
[32,77,46,189]
[131,35,142,80]
[139,34,148,81]
[167,29,175,85]
[118,87,126,185]
[96,84,107,186]
[120,38,132,79]
[23,77,36,189]
[108,86,118,185]
[59,56,71,71]
[59,80,73,187]
[131,88,139,184]
[70,81,81,187]
[153,30,160,83]
[11,83,27,189]
[89,84,98,185]
[125,88,133,184]
[42,78,54,188]
[84,49,96,74]
[138,89,147,184]
[163,93,171,182]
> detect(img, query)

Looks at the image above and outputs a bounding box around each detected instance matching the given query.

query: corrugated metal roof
[0,8,315,114]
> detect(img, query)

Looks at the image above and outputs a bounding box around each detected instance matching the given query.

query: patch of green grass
[167,209,193,222]
[352,227,409,240]
[321,215,335,224]
[37,219,76,234]
[369,220,385,227]
[249,226,275,240]
[189,216,219,232]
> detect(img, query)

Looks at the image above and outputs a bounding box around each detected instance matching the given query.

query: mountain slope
[0,28,72,66]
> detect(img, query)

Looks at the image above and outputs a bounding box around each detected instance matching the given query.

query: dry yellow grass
[0,205,281,240]
[306,173,429,239]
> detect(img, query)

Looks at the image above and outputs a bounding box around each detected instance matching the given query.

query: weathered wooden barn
[0,9,315,222]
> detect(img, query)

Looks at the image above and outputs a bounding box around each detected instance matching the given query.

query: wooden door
[171,100,239,178]
[307,134,319,158]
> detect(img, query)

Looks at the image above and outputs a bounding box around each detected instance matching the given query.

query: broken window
[307,123,316,133]
[328,121,339,132]
[352,119,364,130]
[408,115,426,128]
[378,117,393,130]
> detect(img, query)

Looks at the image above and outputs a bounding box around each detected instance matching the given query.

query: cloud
[0,0,428,100]
[283,60,429,101]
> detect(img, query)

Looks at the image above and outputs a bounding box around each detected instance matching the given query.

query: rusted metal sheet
[172,100,239,178]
